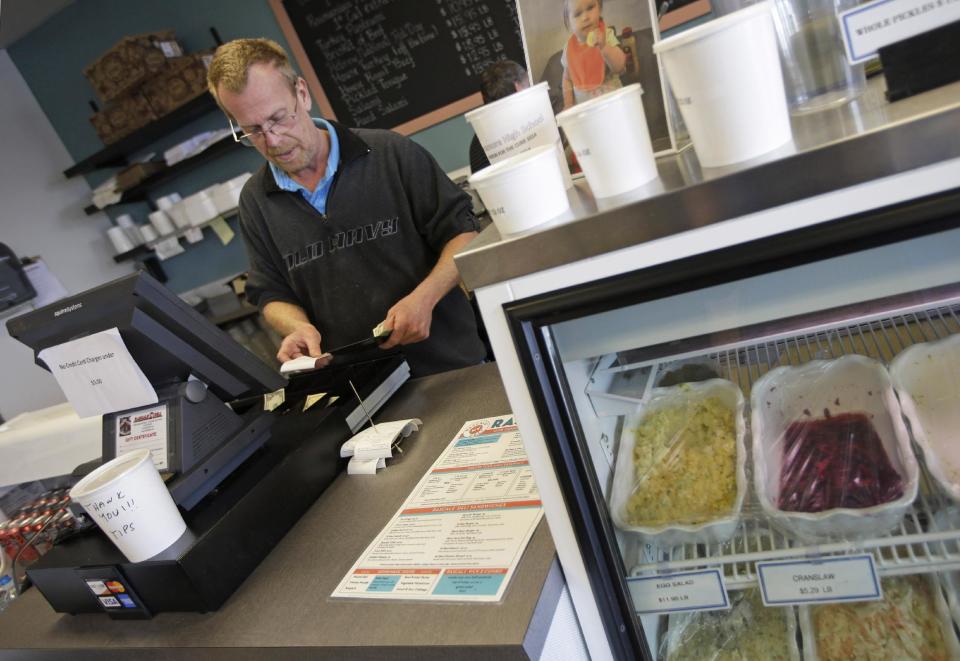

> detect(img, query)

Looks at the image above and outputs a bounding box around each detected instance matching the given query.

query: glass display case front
[502,191,960,659]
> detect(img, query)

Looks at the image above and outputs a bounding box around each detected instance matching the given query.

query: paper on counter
[22,260,68,307]
[37,328,157,418]
[347,457,386,475]
[340,419,422,460]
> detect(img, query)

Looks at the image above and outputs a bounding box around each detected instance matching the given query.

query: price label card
[627,569,729,614]
[757,554,882,606]
[37,328,158,418]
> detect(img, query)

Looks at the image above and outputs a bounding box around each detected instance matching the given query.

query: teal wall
[8,0,475,293]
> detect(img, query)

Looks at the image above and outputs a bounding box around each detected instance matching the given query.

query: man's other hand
[379,291,434,349]
[277,323,323,362]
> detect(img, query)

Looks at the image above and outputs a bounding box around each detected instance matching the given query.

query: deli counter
[455,78,960,660]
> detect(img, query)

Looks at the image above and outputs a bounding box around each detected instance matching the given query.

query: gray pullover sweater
[238,121,486,376]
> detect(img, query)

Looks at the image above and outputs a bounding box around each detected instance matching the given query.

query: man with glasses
[207,39,486,376]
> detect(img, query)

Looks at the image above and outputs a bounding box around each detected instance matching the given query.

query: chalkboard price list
[282,0,526,129]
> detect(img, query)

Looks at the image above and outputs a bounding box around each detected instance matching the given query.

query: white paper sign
[757,554,882,606]
[627,570,730,614]
[115,404,169,470]
[840,0,960,63]
[38,328,158,418]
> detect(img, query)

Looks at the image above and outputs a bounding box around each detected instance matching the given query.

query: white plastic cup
[556,85,658,198]
[139,225,158,243]
[465,82,573,189]
[148,209,175,236]
[167,200,191,230]
[69,449,187,563]
[116,214,143,245]
[106,226,135,254]
[653,3,792,168]
[183,190,219,227]
[155,193,182,211]
[468,144,570,235]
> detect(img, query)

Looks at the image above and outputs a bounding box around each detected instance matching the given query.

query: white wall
[0,49,132,421]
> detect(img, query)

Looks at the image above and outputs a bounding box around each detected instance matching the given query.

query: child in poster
[561,0,627,109]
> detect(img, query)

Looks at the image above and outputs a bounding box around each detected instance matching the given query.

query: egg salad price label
[757,554,882,606]
[627,569,730,614]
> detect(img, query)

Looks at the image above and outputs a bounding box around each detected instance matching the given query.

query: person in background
[468,60,531,174]
[561,0,627,109]
[207,38,487,377]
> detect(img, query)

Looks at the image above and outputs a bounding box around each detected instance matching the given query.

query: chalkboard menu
[271,0,525,134]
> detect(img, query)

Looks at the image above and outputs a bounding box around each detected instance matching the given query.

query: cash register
[5,272,408,618]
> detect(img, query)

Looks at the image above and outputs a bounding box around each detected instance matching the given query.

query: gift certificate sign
[331,415,543,602]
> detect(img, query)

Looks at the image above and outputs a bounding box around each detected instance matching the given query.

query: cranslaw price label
[627,569,730,614]
[757,553,882,606]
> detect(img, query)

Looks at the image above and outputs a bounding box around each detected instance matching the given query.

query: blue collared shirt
[269,117,340,215]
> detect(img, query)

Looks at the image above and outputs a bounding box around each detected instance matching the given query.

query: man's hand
[277,322,323,362]
[379,290,435,349]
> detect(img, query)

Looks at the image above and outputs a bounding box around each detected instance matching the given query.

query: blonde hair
[207,38,299,108]
[562,0,604,30]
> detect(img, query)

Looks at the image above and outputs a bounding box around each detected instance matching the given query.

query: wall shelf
[111,209,239,263]
[64,94,220,177]
[85,138,241,215]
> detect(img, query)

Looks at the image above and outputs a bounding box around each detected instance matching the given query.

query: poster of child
[517,0,672,152]
[561,0,627,108]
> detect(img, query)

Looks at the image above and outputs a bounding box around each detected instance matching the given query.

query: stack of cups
[155,193,182,211]
[116,214,144,246]
[139,225,158,244]
[653,3,792,168]
[465,82,573,189]
[148,209,175,236]
[556,85,659,198]
[69,449,187,563]
[106,226,135,254]
[156,193,189,231]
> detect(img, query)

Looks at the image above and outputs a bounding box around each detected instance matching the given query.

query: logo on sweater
[284,216,399,271]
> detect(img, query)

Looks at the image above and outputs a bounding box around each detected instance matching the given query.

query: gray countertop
[0,363,560,661]
[455,78,960,290]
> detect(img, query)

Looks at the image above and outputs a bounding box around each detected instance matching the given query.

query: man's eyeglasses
[230,94,300,147]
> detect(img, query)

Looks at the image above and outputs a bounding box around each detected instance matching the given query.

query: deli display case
[455,79,960,660]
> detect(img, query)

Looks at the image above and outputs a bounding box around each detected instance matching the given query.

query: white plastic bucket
[70,448,187,563]
[556,84,658,198]
[653,3,792,168]
[167,200,191,230]
[465,82,572,188]
[183,190,219,227]
[139,225,158,243]
[106,226,135,254]
[148,209,175,236]
[468,145,570,235]
[155,193,182,211]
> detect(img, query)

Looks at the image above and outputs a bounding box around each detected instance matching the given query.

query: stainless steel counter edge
[455,81,960,290]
